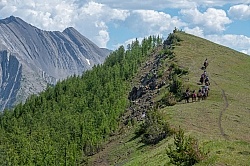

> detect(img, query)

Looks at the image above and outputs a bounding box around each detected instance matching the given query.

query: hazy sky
[0,0,250,55]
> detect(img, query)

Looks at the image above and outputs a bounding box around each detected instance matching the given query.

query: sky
[0,0,250,55]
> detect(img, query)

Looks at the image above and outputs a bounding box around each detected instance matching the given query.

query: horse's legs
[203,93,207,100]
[192,96,196,102]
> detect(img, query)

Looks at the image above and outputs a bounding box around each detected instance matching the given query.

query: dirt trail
[90,135,123,166]
[211,79,229,140]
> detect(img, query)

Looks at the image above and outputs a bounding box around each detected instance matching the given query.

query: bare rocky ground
[124,46,171,123]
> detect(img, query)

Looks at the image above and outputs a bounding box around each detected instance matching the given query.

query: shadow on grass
[127,134,141,143]
[136,143,147,150]
[238,151,250,156]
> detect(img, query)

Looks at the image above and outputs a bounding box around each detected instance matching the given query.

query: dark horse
[199,74,205,84]
[197,91,207,101]
[182,92,190,103]
[197,89,208,101]
[183,88,193,103]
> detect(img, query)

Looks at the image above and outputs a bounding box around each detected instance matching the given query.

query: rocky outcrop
[0,16,111,111]
[125,48,170,123]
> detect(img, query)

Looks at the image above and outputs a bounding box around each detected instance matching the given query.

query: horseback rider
[204,84,209,96]
[203,71,207,77]
[200,71,207,84]
[204,58,208,69]
[205,76,210,85]
[184,88,190,103]
[198,88,202,93]
[197,88,202,101]
[201,87,206,99]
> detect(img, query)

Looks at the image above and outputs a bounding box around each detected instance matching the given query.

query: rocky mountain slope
[0,16,110,111]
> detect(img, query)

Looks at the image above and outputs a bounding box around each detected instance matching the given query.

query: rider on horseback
[204,58,208,69]
[184,88,190,103]
[197,88,203,101]
[205,76,210,85]
[200,71,207,84]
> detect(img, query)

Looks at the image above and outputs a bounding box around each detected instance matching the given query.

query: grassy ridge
[96,32,250,165]
[169,32,250,140]
[164,32,250,165]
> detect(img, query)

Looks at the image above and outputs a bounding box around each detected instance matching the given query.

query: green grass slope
[91,32,250,166]
[164,32,250,165]
[167,32,250,140]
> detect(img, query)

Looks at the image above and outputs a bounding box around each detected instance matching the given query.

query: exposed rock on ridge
[0,16,111,111]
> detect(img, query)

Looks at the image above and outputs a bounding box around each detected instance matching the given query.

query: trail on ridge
[211,79,229,140]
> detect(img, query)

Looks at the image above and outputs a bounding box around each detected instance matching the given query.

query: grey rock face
[0,16,110,111]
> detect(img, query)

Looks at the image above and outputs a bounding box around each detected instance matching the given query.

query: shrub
[169,74,183,99]
[166,128,207,165]
[167,33,182,45]
[157,69,164,78]
[170,63,189,75]
[166,93,177,106]
[137,109,172,144]
[160,92,177,106]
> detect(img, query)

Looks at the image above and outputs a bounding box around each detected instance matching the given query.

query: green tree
[137,109,172,144]
[166,128,207,166]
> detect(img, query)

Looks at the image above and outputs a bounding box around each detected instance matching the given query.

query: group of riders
[184,59,210,103]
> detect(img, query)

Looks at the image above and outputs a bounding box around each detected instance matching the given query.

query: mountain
[0,16,110,111]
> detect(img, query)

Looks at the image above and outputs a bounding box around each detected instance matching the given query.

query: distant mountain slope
[0,16,110,111]
[0,33,158,165]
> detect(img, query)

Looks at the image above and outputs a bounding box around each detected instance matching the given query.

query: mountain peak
[63,27,77,32]
[62,27,81,36]
[0,16,22,24]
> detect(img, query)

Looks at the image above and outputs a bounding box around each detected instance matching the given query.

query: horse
[197,91,203,101]
[205,77,210,86]
[200,75,204,84]
[182,92,190,103]
[204,86,209,97]
[201,88,209,100]
[191,90,197,102]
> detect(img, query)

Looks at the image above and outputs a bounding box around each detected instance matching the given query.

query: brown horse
[197,91,203,101]
[191,90,197,102]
